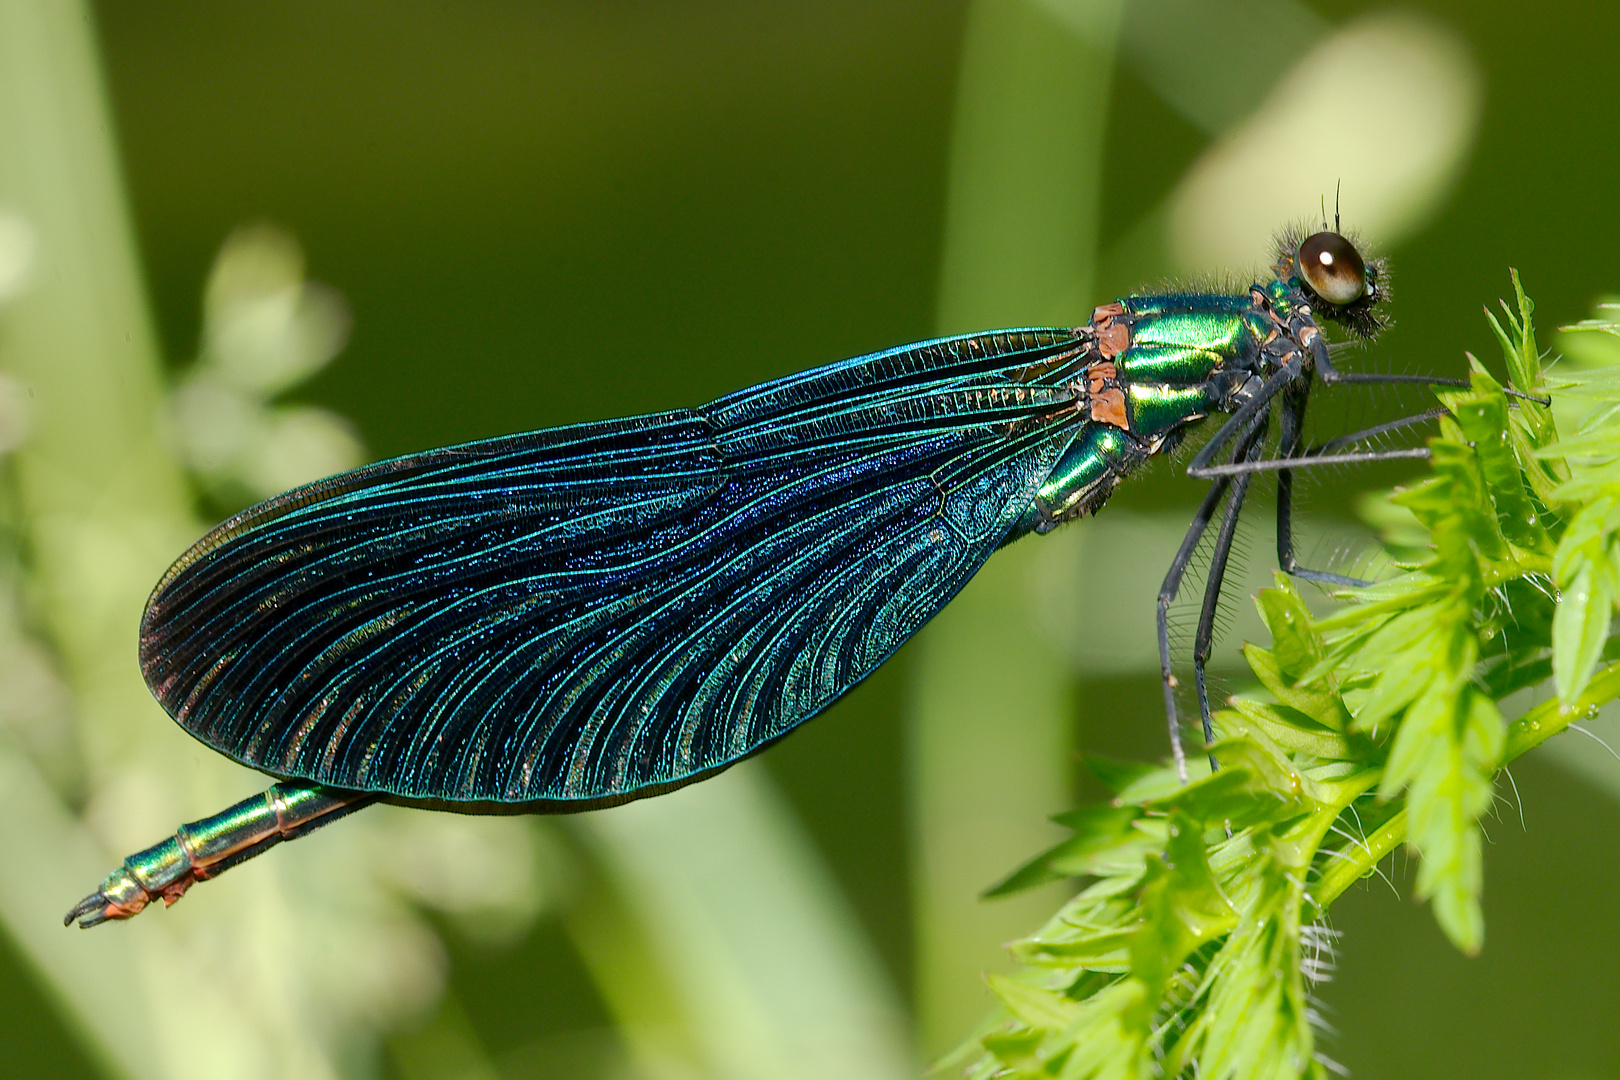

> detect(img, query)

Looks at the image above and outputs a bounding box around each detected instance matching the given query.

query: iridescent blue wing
[141,329,1090,806]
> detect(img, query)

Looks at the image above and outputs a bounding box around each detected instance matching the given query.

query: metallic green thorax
[1016,278,1312,534]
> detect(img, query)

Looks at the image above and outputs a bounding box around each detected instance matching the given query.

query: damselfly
[67,225,1491,927]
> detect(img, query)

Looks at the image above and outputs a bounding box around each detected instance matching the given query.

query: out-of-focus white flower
[169,378,261,473]
[203,224,351,395]
[170,225,364,499]
[241,406,365,498]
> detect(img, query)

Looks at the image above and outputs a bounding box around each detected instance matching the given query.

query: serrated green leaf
[1549,495,1617,584]
[979,1026,1046,1065]
[1390,687,1501,954]
[1011,927,1136,969]
[1348,645,1436,737]
[1242,644,1348,731]
[1112,762,1207,807]
[1214,728,1330,804]
[1311,574,1444,629]
[1222,698,1351,761]
[1553,559,1615,702]
[1508,419,1569,507]
[1539,427,1620,458]
[1178,867,1312,1080]
[1252,576,1324,680]
[1426,442,1512,568]
[1446,375,1554,553]
[987,975,1083,1032]
[987,807,1143,896]
[1381,675,1457,798]
[1130,814,1235,998]
[1048,804,1139,835]
[1055,980,1153,1080]
[976,976,1156,1080]
[1146,738,1312,827]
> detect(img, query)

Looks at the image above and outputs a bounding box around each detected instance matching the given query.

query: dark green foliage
[943,278,1620,1080]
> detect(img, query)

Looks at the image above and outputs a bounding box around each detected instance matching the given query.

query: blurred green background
[2,2,1618,1078]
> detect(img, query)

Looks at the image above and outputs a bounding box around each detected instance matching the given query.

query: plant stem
[1308,660,1620,913]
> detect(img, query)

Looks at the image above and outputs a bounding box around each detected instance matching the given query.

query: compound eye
[1296,231,1367,306]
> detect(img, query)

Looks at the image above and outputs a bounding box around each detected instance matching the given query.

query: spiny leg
[1274,400,1456,587]
[1313,407,1448,454]
[1192,422,1269,765]
[1193,340,1454,485]
[1166,376,1440,776]
[1160,477,1233,783]
[1183,399,1462,609]
[1195,447,1430,477]
[1160,411,1269,782]
[1190,403,1453,480]
[1313,341,1547,402]
[1272,381,1372,589]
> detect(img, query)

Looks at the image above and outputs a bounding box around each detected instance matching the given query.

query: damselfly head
[1275,226,1385,340]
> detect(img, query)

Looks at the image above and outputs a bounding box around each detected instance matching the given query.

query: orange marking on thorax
[1083,359,1129,429]
[1089,388,1128,428]
[1090,303,1131,361]
[1096,322,1128,359]
[1086,360,1116,394]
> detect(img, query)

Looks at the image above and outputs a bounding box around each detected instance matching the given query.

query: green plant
[944,276,1620,1080]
